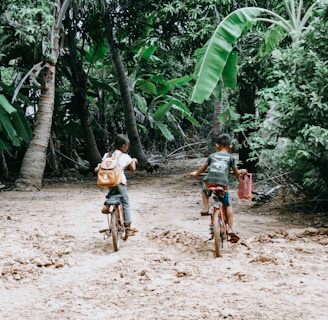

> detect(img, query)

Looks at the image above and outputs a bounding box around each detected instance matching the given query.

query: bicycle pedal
[99,228,109,233]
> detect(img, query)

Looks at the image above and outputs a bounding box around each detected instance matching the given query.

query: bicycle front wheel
[213,211,221,257]
[111,210,120,251]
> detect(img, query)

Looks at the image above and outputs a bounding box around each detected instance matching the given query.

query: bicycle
[208,186,229,258]
[99,189,128,251]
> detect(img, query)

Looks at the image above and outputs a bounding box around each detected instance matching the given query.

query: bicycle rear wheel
[118,209,128,241]
[111,209,120,251]
[213,211,221,257]
[121,227,128,241]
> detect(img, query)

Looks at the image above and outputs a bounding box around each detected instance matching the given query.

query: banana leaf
[257,25,286,58]
[134,93,148,113]
[0,113,20,147]
[154,98,200,127]
[154,100,173,121]
[191,7,263,104]
[171,99,200,127]
[0,94,32,150]
[0,94,16,114]
[155,121,174,141]
[136,80,157,95]
[135,44,159,61]
[11,106,32,144]
[222,51,238,90]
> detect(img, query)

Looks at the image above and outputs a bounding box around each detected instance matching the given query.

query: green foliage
[257,25,287,58]
[189,0,327,201]
[191,1,324,104]
[247,4,328,199]
[0,0,54,49]
[150,0,225,52]
[134,72,199,141]
[0,1,50,155]
[0,94,32,150]
[191,7,263,104]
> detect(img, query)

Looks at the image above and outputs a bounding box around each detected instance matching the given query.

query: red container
[238,173,252,200]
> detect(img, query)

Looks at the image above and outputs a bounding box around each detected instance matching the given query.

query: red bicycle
[208,186,229,257]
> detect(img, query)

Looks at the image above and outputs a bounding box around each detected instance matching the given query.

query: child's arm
[190,164,208,177]
[233,167,248,178]
[127,158,138,173]
[94,164,100,174]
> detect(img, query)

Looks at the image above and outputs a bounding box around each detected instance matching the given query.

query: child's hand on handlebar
[94,163,100,174]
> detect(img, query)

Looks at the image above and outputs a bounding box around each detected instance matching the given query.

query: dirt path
[1,159,327,320]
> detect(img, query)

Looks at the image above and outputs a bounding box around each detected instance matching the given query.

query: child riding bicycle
[95,134,138,236]
[190,134,247,242]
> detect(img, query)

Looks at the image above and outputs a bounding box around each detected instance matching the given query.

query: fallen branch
[252,172,291,185]
[252,185,281,203]
[55,150,89,169]
[165,140,211,159]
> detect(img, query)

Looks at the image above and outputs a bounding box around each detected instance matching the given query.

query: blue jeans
[116,184,132,225]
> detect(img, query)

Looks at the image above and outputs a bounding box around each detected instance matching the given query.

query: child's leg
[225,205,239,242]
[225,205,234,233]
[116,184,132,225]
[221,191,235,233]
[201,190,210,212]
[200,183,210,213]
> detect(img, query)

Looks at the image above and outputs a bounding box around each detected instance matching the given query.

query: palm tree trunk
[106,32,148,167]
[77,87,102,166]
[49,132,60,175]
[213,95,222,142]
[15,0,72,190]
[16,62,56,190]
[63,13,102,167]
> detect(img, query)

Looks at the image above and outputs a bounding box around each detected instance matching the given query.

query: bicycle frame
[99,193,127,251]
[208,186,228,257]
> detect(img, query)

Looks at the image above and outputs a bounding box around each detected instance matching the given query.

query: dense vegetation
[0,0,327,206]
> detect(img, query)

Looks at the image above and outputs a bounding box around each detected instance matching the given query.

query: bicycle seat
[208,186,224,192]
[104,195,122,205]
[208,186,225,198]
[107,188,120,196]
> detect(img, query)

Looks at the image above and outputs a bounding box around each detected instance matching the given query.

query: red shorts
[204,183,228,192]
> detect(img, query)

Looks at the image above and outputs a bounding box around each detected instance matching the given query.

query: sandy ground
[0,158,327,320]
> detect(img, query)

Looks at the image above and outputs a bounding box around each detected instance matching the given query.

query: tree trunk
[15,62,56,190]
[213,95,222,142]
[48,132,60,175]
[76,85,102,167]
[208,91,223,154]
[237,85,257,173]
[0,150,9,180]
[106,32,148,167]
[15,1,72,190]
[63,14,102,168]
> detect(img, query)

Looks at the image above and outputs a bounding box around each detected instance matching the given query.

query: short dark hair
[216,134,231,146]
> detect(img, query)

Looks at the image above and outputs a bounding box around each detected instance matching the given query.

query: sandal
[200,210,210,216]
[126,227,138,236]
[101,206,109,213]
[228,232,240,243]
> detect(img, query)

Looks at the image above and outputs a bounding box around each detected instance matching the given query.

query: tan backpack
[97,153,123,188]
